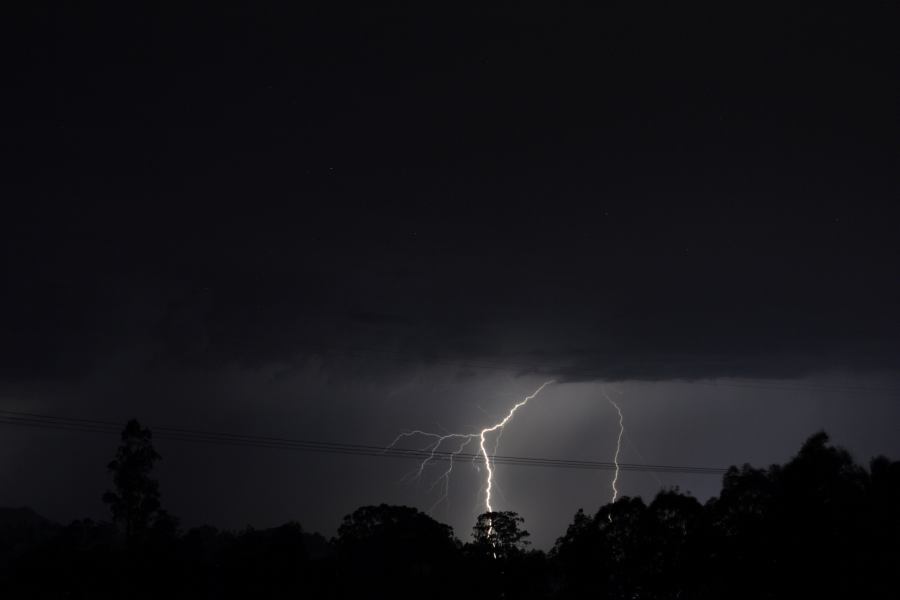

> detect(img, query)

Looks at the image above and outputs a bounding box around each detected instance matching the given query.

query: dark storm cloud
[3,2,899,384]
[4,199,898,384]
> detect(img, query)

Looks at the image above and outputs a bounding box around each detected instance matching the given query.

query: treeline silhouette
[1,421,897,599]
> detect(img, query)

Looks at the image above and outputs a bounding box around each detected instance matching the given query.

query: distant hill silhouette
[0,507,58,554]
[0,507,55,530]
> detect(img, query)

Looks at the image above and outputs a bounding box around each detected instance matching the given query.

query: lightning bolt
[386,380,555,515]
[606,387,662,488]
[478,379,554,513]
[605,393,625,504]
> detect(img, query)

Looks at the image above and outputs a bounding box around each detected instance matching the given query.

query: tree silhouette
[1,429,897,599]
[471,511,530,561]
[467,511,548,599]
[552,493,708,599]
[335,504,460,599]
[102,419,167,544]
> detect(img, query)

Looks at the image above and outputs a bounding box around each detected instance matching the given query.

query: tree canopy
[1,428,898,599]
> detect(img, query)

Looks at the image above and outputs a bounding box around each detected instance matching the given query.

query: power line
[0,412,724,474]
[0,409,727,475]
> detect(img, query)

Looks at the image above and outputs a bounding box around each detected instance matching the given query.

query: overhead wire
[0,408,727,475]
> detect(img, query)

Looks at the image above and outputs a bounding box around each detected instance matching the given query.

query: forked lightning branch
[387,381,625,516]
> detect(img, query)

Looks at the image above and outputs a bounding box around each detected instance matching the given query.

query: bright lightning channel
[478,380,554,513]
[387,380,555,515]
[607,396,624,504]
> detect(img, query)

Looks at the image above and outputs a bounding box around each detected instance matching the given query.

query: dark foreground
[1,429,898,599]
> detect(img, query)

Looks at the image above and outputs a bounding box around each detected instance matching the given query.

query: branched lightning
[386,380,555,515]
[427,436,472,512]
[386,430,472,481]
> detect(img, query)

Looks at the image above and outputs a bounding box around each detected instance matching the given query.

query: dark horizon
[0,420,894,543]
[2,424,898,599]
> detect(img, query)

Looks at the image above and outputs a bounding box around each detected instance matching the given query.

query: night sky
[3,3,899,548]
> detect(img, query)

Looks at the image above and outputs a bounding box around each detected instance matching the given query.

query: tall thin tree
[102,419,163,543]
